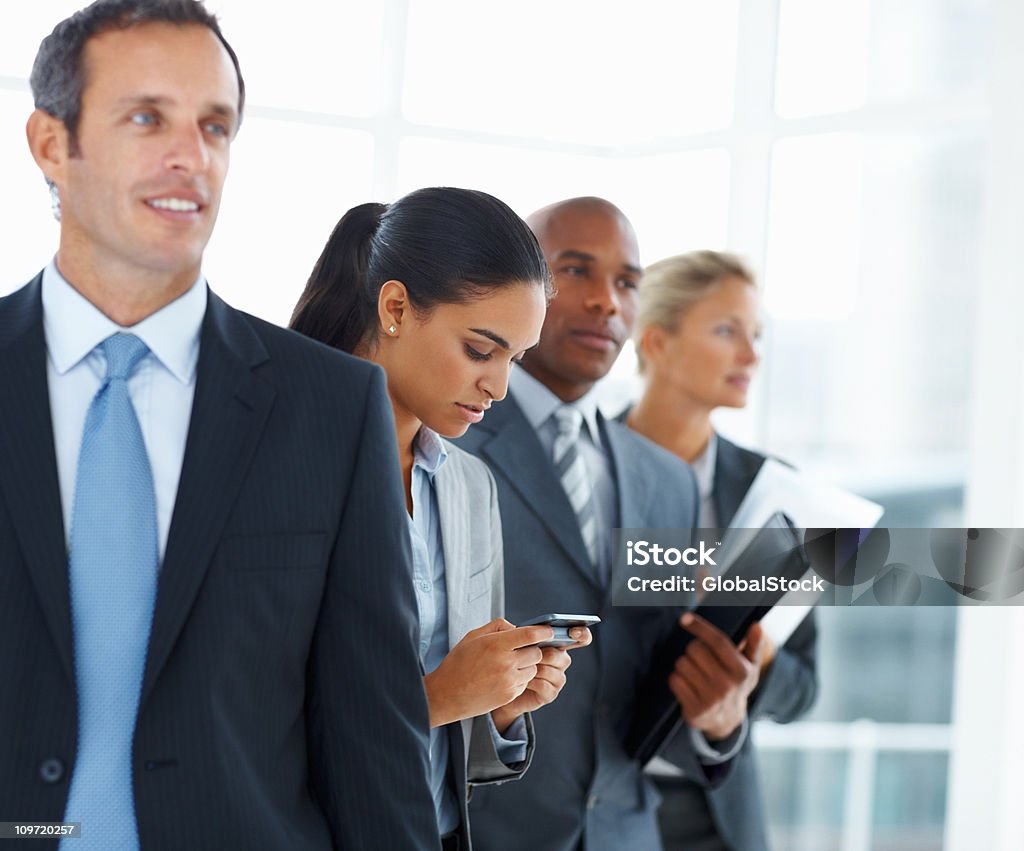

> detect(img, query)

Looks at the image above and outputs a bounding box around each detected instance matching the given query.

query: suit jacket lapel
[0,276,75,684]
[713,435,764,527]
[474,396,600,594]
[600,416,653,605]
[141,292,276,705]
[602,415,650,530]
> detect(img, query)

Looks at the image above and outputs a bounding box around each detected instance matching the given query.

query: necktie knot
[553,406,584,443]
[101,333,149,381]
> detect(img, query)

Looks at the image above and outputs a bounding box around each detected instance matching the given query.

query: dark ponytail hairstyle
[290,187,552,354]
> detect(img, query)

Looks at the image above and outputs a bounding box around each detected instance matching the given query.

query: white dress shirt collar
[41,259,207,384]
[509,367,602,445]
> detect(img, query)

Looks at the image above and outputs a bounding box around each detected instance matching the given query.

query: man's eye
[204,121,230,137]
[618,278,639,290]
[714,325,736,336]
[130,112,157,126]
[560,266,586,277]
[465,345,491,362]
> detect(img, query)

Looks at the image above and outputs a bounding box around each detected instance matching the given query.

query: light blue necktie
[62,334,157,851]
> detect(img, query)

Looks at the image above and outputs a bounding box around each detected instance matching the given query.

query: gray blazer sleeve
[748,611,818,722]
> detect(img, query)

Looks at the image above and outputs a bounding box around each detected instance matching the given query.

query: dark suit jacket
[456,393,727,851]
[0,276,440,850]
[701,435,819,851]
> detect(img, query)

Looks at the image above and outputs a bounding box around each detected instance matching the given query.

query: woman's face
[383,282,548,438]
[645,275,761,411]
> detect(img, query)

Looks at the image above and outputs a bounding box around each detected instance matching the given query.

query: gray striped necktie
[552,406,600,567]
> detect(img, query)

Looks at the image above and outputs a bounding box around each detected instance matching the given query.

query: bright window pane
[403,0,739,145]
[0,2,88,78]
[399,138,729,263]
[765,133,864,322]
[210,0,386,116]
[0,89,61,296]
[763,131,984,469]
[205,118,374,325]
[776,0,992,118]
[864,0,991,104]
[623,151,731,264]
[775,0,870,118]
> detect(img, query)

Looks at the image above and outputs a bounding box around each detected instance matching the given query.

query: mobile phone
[520,613,601,647]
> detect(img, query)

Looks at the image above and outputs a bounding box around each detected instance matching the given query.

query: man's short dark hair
[30,0,245,154]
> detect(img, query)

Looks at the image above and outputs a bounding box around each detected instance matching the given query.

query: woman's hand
[423,618,553,728]
[491,625,592,733]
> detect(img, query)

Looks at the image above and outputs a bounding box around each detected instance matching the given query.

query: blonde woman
[624,250,818,851]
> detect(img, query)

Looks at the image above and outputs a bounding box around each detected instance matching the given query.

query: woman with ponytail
[291,187,592,850]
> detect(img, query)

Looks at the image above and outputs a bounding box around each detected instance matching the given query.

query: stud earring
[387,324,396,335]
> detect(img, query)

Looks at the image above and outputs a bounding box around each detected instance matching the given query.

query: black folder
[624,512,811,765]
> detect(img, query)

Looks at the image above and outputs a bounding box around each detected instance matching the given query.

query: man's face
[52,22,238,287]
[521,205,641,401]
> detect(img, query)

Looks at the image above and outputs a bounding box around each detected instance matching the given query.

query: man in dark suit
[458,197,765,850]
[0,3,437,849]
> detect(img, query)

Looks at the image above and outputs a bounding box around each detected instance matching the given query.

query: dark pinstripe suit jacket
[0,276,440,850]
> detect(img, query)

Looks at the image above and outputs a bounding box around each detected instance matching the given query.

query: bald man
[456,198,761,851]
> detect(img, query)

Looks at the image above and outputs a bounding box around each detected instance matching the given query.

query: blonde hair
[633,249,755,371]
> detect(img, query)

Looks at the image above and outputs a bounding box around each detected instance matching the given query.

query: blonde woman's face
[645,276,761,411]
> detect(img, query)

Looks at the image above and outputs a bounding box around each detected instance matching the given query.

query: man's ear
[26,108,72,188]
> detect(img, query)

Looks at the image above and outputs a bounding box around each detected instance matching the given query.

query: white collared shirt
[42,260,206,562]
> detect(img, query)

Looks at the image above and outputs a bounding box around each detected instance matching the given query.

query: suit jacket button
[39,758,64,784]
[586,794,599,810]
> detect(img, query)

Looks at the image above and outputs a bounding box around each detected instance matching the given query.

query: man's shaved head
[526,197,634,247]
[520,197,641,402]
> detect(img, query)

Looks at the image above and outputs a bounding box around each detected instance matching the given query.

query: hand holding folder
[668,612,764,741]
[625,512,811,764]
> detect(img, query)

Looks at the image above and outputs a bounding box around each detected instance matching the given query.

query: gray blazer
[457,394,727,851]
[433,442,535,848]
